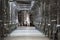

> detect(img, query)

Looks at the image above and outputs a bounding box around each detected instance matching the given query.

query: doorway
[18,10,31,26]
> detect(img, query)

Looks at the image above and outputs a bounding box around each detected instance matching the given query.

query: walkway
[4,26,49,40]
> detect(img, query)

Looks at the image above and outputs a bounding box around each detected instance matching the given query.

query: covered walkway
[0,0,60,40]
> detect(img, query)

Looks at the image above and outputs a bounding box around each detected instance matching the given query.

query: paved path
[4,27,49,40]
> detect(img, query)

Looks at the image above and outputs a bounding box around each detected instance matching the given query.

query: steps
[4,27,49,40]
[17,26,36,30]
[9,30,45,37]
[5,36,49,40]
[8,27,45,37]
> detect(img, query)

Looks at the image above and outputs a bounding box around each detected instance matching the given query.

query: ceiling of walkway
[9,0,40,11]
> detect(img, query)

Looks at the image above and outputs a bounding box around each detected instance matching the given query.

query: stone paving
[4,27,49,40]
